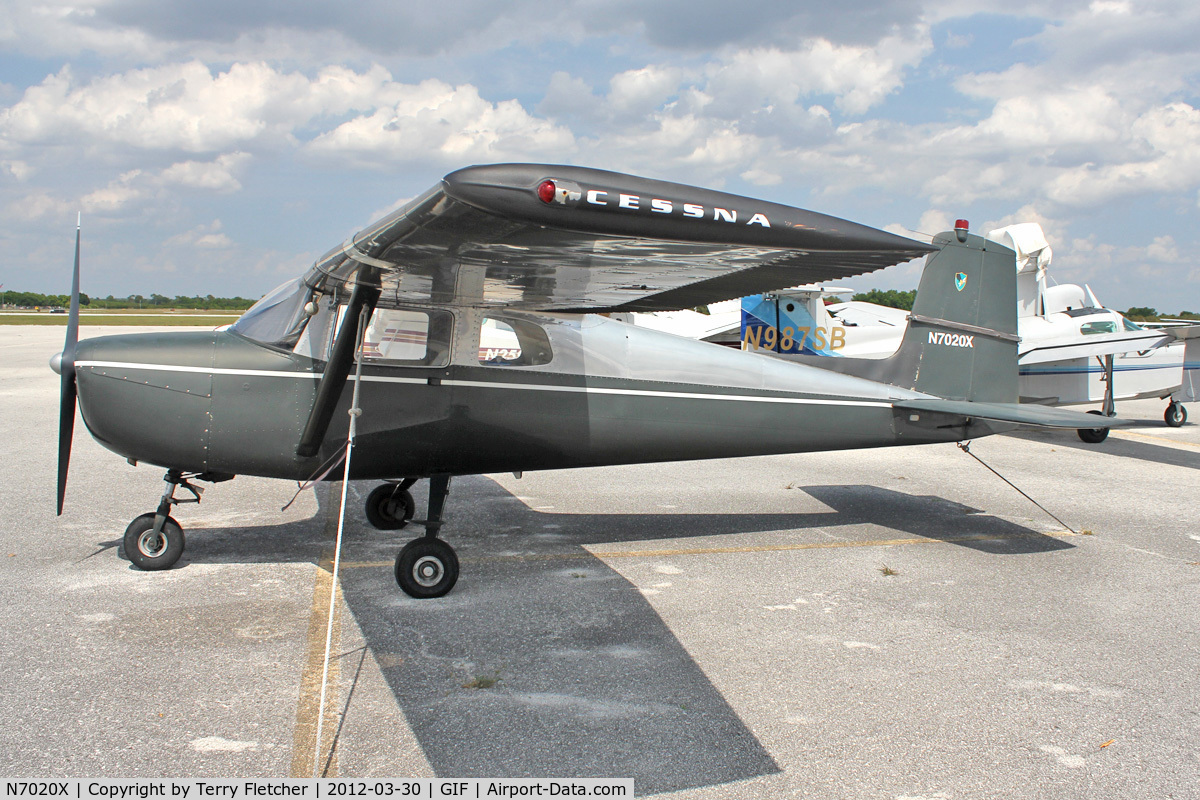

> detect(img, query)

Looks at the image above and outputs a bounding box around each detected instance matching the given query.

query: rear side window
[478,317,552,366]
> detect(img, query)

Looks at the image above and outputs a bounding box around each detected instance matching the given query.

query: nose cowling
[72,331,217,470]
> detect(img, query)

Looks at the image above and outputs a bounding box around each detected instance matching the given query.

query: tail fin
[895,230,1019,402]
[791,230,1020,401]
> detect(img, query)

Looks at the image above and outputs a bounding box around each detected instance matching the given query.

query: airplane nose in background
[50,351,63,375]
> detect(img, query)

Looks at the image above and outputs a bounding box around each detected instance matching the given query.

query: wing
[1019,329,1173,365]
[304,163,935,312]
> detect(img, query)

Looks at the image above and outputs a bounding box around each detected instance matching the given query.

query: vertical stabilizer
[900,231,1019,402]
[785,229,1020,403]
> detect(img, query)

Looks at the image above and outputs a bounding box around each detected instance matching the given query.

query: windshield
[1118,313,1143,332]
[230,278,312,349]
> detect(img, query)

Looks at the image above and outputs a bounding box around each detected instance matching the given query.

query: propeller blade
[63,216,81,369]
[56,370,77,516]
[56,216,82,516]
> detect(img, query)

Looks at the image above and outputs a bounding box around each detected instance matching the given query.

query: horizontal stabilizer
[894,398,1133,429]
[1159,323,1200,341]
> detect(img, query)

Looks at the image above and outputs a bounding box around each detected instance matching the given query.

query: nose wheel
[123,512,185,570]
[1165,401,1187,427]
[121,469,230,571]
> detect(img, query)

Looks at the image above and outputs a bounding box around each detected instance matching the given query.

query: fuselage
[71,311,989,482]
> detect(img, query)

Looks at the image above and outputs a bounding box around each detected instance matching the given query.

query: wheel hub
[137,530,167,558]
[412,555,444,587]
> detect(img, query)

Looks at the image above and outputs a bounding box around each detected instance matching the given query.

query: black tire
[395,538,459,598]
[365,484,416,530]
[1165,402,1187,428]
[1077,409,1110,444]
[123,513,185,571]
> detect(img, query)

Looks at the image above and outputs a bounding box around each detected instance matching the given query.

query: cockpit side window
[478,317,553,366]
[1080,320,1118,335]
[353,306,453,367]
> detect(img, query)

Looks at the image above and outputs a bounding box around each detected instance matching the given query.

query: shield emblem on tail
[954,272,968,292]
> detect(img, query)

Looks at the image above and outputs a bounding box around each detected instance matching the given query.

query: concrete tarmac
[2,326,1198,797]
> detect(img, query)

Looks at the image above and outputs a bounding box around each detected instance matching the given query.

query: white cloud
[0,61,400,155]
[304,79,575,166]
[702,30,932,116]
[160,153,251,192]
[80,170,147,213]
[1144,234,1182,264]
[741,168,782,186]
[5,154,252,220]
[607,66,685,117]
[0,61,575,182]
[166,220,233,249]
[1053,232,1197,297]
[1,159,31,180]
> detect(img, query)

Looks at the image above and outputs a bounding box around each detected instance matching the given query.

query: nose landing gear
[1165,401,1187,428]
[123,470,232,570]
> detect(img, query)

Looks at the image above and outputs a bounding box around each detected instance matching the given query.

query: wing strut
[297,279,380,458]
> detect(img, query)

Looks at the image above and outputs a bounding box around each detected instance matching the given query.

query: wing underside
[304,164,935,312]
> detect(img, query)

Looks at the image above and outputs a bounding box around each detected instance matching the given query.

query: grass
[0,313,238,327]
[462,675,500,690]
[878,565,900,576]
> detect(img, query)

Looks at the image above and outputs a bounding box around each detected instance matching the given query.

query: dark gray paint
[305,164,934,313]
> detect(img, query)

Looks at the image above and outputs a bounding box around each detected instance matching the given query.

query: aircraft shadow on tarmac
[112,477,1071,793]
[1009,427,1200,471]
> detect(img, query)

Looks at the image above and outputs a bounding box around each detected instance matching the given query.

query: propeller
[55,215,81,515]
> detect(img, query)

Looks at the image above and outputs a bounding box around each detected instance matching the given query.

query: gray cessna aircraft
[52,164,1121,598]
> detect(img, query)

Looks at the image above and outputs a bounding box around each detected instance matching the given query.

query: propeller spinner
[53,216,82,515]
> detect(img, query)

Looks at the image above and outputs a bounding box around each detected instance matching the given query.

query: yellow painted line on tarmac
[290,506,343,778]
[1110,430,1200,450]
[338,529,1081,569]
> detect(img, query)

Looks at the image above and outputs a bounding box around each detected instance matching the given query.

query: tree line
[850,290,1197,321]
[3,287,1197,321]
[1,291,256,310]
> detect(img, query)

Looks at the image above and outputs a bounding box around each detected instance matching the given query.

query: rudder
[783,228,1020,402]
[899,230,1019,402]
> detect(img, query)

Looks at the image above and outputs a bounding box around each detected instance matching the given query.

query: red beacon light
[537,180,556,204]
[954,219,969,243]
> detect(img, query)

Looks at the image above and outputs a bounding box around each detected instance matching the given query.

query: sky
[1,0,1198,311]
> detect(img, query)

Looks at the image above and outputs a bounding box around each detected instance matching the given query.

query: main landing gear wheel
[1165,401,1187,427]
[1078,409,1110,444]
[123,513,185,571]
[395,538,459,599]
[365,484,416,530]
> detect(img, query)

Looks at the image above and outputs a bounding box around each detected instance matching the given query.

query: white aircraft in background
[643,222,1198,442]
